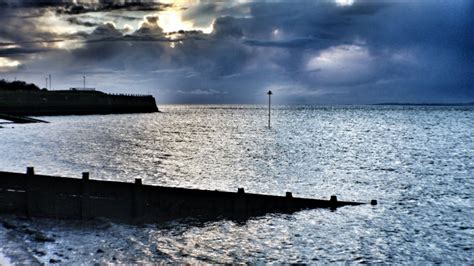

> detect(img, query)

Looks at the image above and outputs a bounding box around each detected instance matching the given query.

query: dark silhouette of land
[0,79,158,116]
[0,79,41,92]
[374,102,474,106]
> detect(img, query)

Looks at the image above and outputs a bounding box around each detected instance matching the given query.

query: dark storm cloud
[0,47,52,56]
[243,37,329,49]
[181,2,250,28]
[57,2,172,15]
[211,16,243,38]
[0,0,171,10]
[228,0,473,103]
[133,15,164,36]
[0,39,64,47]
[1,0,472,103]
[81,17,206,45]
[66,17,98,27]
[240,1,390,48]
[0,0,64,7]
[75,16,248,76]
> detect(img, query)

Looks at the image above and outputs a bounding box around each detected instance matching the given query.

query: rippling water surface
[0,105,473,263]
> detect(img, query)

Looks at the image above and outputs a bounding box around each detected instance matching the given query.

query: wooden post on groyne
[0,168,377,223]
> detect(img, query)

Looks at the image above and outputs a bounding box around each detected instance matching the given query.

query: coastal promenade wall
[0,90,158,116]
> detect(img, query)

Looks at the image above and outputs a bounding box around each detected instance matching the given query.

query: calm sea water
[0,105,473,264]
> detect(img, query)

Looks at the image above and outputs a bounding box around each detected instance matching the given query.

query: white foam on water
[0,251,12,266]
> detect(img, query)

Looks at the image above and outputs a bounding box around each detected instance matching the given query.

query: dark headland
[0,79,159,116]
[374,102,474,106]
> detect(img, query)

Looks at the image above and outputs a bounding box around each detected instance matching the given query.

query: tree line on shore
[0,79,41,91]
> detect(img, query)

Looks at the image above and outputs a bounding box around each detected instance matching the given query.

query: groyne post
[81,172,90,220]
[26,167,34,175]
[25,167,35,217]
[133,178,144,221]
[330,195,338,209]
[234,188,247,217]
[284,191,294,211]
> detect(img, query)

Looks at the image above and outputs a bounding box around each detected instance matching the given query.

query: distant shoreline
[373,102,474,106]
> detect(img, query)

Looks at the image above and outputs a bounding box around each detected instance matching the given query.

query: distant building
[69,87,96,91]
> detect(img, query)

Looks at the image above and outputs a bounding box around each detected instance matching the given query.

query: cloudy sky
[0,0,472,104]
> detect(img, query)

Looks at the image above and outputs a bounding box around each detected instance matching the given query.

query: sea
[0,105,472,264]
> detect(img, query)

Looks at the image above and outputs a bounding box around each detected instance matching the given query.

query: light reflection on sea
[0,105,472,264]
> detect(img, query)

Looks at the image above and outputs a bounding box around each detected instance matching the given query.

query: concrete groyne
[0,168,376,223]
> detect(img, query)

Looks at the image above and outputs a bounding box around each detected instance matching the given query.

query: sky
[0,0,472,104]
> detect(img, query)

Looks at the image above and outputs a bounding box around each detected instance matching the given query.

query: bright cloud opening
[306,44,375,85]
[158,10,193,33]
[157,10,213,34]
[307,45,370,71]
[0,57,21,71]
[335,0,355,6]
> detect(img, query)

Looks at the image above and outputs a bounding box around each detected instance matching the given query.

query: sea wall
[0,90,158,116]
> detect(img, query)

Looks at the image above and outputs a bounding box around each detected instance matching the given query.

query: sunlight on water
[0,105,473,263]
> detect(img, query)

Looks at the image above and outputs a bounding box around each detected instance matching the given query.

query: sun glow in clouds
[335,0,354,6]
[157,10,213,34]
[158,10,193,33]
[0,57,21,71]
[55,40,84,50]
